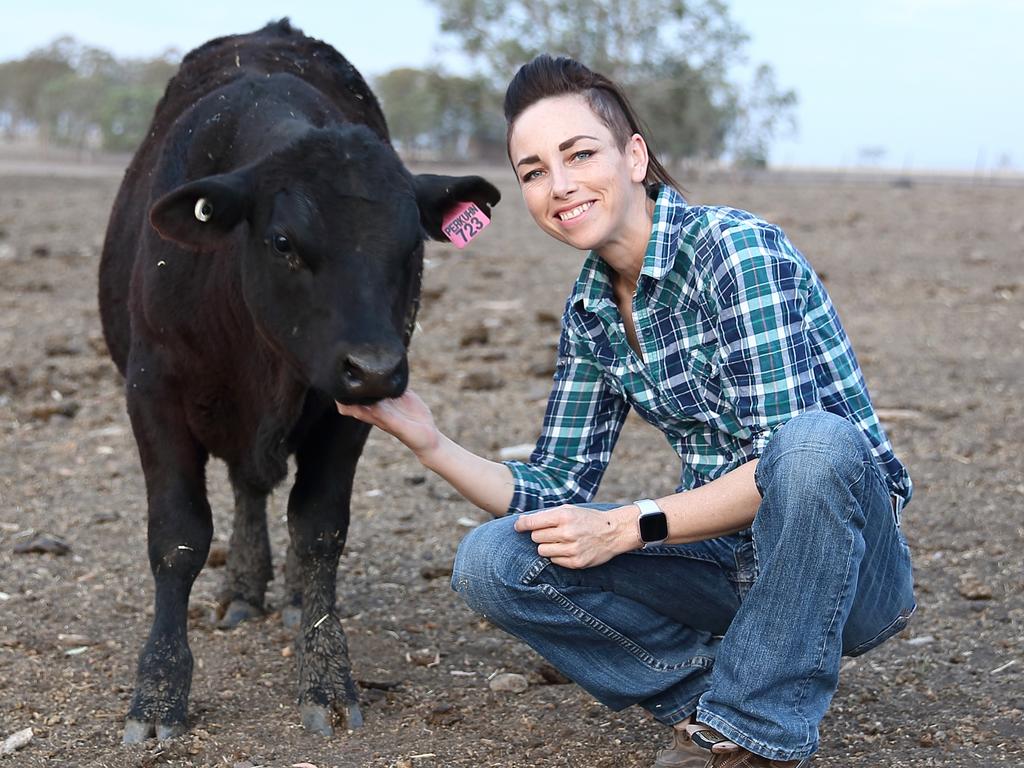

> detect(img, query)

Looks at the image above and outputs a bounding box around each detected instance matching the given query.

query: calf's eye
[272,234,292,254]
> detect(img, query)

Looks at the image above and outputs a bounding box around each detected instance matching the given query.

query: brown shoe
[686,724,813,768]
[650,725,709,767]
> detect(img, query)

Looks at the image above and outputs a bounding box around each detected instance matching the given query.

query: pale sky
[2,0,1021,172]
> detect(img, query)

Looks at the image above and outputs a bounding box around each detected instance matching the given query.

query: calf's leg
[123,382,212,743]
[215,473,272,629]
[287,414,370,736]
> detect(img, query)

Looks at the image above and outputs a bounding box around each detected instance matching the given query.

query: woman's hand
[513,504,638,569]
[336,389,440,458]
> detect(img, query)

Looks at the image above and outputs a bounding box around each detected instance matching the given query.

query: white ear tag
[194,198,213,222]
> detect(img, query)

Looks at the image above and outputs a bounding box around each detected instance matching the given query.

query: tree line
[0,1,796,166]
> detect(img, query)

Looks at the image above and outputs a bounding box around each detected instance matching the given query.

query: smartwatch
[634,498,668,548]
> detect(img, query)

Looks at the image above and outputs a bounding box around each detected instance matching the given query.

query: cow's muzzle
[333,345,408,404]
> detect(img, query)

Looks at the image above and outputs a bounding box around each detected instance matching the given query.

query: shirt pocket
[657,340,721,418]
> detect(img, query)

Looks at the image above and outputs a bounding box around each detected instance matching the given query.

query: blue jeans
[451,411,916,761]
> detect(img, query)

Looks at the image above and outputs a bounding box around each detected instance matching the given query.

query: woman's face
[508,94,650,254]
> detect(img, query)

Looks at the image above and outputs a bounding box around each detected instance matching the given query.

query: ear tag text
[441,201,490,249]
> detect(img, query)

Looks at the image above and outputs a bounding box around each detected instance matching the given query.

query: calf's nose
[339,347,407,400]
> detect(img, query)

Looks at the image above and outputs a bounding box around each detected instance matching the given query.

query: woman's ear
[627,133,650,184]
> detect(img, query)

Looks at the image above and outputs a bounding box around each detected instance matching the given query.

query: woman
[339,55,915,768]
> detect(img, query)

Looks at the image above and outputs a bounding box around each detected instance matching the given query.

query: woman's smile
[555,200,595,225]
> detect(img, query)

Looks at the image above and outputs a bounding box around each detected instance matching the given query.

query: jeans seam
[535,583,714,673]
[788,469,860,743]
[845,602,917,657]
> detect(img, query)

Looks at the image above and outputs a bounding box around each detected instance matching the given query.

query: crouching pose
[339,55,916,767]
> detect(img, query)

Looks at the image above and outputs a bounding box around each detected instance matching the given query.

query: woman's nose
[549,165,577,198]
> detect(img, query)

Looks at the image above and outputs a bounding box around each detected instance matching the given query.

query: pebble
[488,672,528,694]
[406,647,440,667]
[958,573,994,600]
[460,370,503,391]
[57,633,93,646]
[419,564,452,580]
[28,400,81,420]
[13,532,71,556]
[459,323,489,347]
[1,727,33,755]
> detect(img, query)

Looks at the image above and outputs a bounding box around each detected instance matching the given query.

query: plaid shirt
[504,185,911,513]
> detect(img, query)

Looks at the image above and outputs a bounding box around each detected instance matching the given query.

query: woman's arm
[337,390,515,516]
[514,458,761,569]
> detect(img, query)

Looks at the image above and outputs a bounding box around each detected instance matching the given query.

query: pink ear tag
[441,201,491,249]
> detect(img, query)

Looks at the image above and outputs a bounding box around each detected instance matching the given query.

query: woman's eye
[572,150,593,161]
[272,234,292,254]
[522,169,542,183]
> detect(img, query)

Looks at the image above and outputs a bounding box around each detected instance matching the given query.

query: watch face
[639,511,668,543]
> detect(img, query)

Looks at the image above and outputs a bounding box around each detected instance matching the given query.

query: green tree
[0,37,178,151]
[374,67,505,162]
[429,0,796,163]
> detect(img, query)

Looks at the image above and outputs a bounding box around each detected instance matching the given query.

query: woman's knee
[451,515,543,618]
[756,410,872,498]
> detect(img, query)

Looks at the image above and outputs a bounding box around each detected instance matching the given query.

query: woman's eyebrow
[515,134,600,168]
[558,134,599,151]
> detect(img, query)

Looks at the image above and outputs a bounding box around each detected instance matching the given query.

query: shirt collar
[570,184,686,313]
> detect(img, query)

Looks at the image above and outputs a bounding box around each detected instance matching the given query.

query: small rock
[419,564,453,581]
[426,703,462,726]
[459,323,489,347]
[57,633,94,647]
[13,533,71,556]
[407,647,440,667]
[905,635,935,646]
[28,400,81,420]
[535,663,571,685]
[0,243,16,261]
[1,727,33,755]
[31,244,50,258]
[44,336,83,357]
[456,517,482,528]
[958,573,994,600]
[281,645,293,658]
[460,370,503,391]
[489,672,528,694]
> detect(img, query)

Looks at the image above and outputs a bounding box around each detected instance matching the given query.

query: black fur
[99,19,499,742]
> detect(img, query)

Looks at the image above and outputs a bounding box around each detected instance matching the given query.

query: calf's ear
[414,174,501,241]
[149,171,253,251]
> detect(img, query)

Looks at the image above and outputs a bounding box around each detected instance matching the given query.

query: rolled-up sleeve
[706,223,821,455]
[503,326,630,514]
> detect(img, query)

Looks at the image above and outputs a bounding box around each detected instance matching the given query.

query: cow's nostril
[342,358,365,386]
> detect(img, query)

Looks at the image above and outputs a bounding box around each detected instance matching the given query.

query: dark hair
[504,54,681,196]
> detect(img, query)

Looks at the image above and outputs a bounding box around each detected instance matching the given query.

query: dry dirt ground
[0,158,1021,768]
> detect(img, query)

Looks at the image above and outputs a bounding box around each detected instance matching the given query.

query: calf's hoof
[215,598,264,629]
[122,718,187,744]
[300,701,364,736]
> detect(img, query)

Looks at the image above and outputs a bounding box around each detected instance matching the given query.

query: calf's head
[149,126,499,404]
